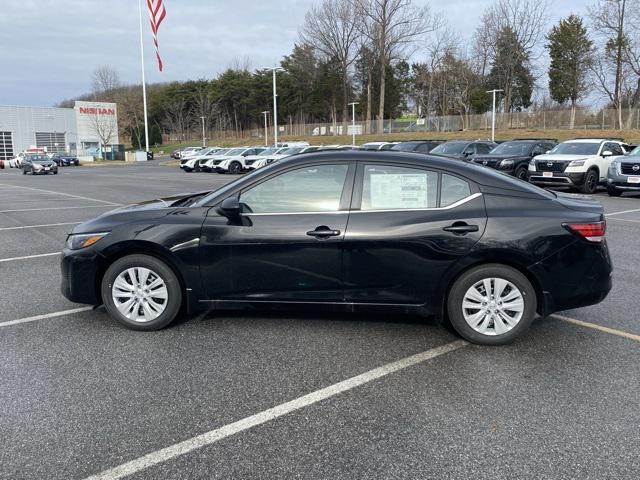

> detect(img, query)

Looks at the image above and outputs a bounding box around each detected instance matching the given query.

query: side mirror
[602,150,613,157]
[218,196,241,218]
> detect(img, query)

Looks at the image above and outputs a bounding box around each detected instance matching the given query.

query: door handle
[306,226,341,238]
[443,222,479,235]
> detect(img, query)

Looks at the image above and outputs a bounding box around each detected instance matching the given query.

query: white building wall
[74,101,119,147]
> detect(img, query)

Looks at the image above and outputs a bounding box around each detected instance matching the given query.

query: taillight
[564,221,606,243]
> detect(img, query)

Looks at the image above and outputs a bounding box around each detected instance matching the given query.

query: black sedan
[430,140,497,160]
[51,153,80,166]
[470,140,557,180]
[22,154,58,175]
[61,151,612,345]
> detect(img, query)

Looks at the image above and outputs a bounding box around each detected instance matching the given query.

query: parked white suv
[527,139,629,194]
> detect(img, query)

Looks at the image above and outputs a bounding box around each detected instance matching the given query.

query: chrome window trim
[241,193,482,216]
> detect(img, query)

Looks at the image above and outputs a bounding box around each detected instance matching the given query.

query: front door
[343,162,487,305]
[200,163,354,302]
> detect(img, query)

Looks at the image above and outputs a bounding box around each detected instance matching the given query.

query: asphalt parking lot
[1,162,639,480]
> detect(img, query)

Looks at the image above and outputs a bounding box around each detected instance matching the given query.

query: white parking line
[0,252,59,263]
[607,217,640,224]
[0,307,93,328]
[555,314,640,343]
[0,222,79,231]
[83,339,467,480]
[606,207,640,217]
[0,205,115,213]
[0,183,121,206]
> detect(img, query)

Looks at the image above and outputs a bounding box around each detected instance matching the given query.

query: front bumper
[607,173,640,190]
[528,171,585,187]
[60,248,101,305]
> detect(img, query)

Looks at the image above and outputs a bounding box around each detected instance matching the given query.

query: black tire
[54,171,58,175]
[581,169,598,194]
[447,264,537,345]
[607,185,623,197]
[101,254,183,331]
[22,169,26,175]
[228,161,242,174]
[514,165,528,180]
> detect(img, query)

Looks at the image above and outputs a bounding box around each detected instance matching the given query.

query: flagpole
[138,0,150,153]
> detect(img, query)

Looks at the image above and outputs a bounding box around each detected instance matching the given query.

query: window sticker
[369,173,428,209]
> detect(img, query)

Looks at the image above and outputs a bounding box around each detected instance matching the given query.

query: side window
[416,143,434,153]
[362,165,438,210]
[609,143,623,156]
[476,143,492,154]
[240,164,349,213]
[462,144,475,155]
[441,174,471,207]
[531,144,545,156]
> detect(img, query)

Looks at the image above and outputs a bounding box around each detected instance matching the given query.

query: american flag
[147,0,167,71]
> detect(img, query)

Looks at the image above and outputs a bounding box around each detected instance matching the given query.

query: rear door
[343,162,487,305]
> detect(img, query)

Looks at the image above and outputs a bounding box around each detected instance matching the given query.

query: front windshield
[258,148,280,156]
[550,142,600,155]
[27,155,49,162]
[628,146,640,156]
[430,142,467,155]
[225,148,245,156]
[281,147,304,155]
[490,142,532,156]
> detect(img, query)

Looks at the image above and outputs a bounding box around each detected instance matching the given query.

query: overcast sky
[1,0,587,107]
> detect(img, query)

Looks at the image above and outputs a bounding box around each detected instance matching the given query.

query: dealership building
[0,101,119,160]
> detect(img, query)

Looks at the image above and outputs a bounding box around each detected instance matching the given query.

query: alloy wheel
[461,277,524,336]
[111,267,168,323]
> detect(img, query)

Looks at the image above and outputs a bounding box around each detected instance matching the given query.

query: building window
[0,131,13,160]
[35,132,66,153]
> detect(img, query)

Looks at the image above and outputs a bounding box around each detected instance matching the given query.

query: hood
[534,154,588,162]
[472,154,527,161]
[33,161,56,167]
[102,191,209,215]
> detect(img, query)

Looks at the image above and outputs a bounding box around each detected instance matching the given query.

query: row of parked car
[175,137,640,197]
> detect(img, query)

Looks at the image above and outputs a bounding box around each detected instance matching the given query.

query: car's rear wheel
[447,264,537,345]
[228,161,242,174]
[101,254,182,331]
[514,165,528,180]
[607,185,623,197]
[581,169,598,194]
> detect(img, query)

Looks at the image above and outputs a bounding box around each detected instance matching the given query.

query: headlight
[569,160,585,167]
[499,159,514,168]
[65,232,109,250]
[528,160,536,171]
[609,160,620,171]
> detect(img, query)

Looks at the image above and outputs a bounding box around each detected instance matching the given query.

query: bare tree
[300,0,360,131]
[163,99,190,142]
[86,104,117,160]
[481,0,550,58]
[352,0,442,132]
[91,66,121,101]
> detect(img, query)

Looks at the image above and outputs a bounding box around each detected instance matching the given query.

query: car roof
[564,138,621,143]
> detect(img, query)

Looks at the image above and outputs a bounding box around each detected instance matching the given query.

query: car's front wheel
[228,161,242,174]
[101,254,182,331]
[514,165,528,180]
[581,169,599,194]
[447,264,537,345]
[607,185,623,197]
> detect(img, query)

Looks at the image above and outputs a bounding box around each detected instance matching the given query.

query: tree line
[58,0,640,145]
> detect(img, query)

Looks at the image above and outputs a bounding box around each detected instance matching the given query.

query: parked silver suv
[607,145,640,196]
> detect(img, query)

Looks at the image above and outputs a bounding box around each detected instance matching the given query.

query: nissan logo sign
[483,160,488,165]
[547,162,554,167]
[633,164,640,172]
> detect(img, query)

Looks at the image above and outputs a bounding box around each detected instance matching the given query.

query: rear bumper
[528,172,585,187]
[530,241,612,316]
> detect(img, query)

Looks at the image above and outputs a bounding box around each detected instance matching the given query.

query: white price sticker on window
[370,173,428,209]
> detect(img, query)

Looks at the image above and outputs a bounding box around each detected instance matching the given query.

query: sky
[1,0,587,107]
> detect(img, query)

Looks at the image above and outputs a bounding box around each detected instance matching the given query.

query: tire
[22,169,26,175]
[101,254,183,331]
[447,264,537,345]
[54,171,58,175]
[228,161,242,174]
[581,169,598,194]
[514,165,528,180]
[607,185,623,197]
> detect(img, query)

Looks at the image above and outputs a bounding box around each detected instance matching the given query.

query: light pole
[486,89,503,142]
[200,116,206,147]
[264,66,284,145]
[348,102,359,146]
[261,111,269,146]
